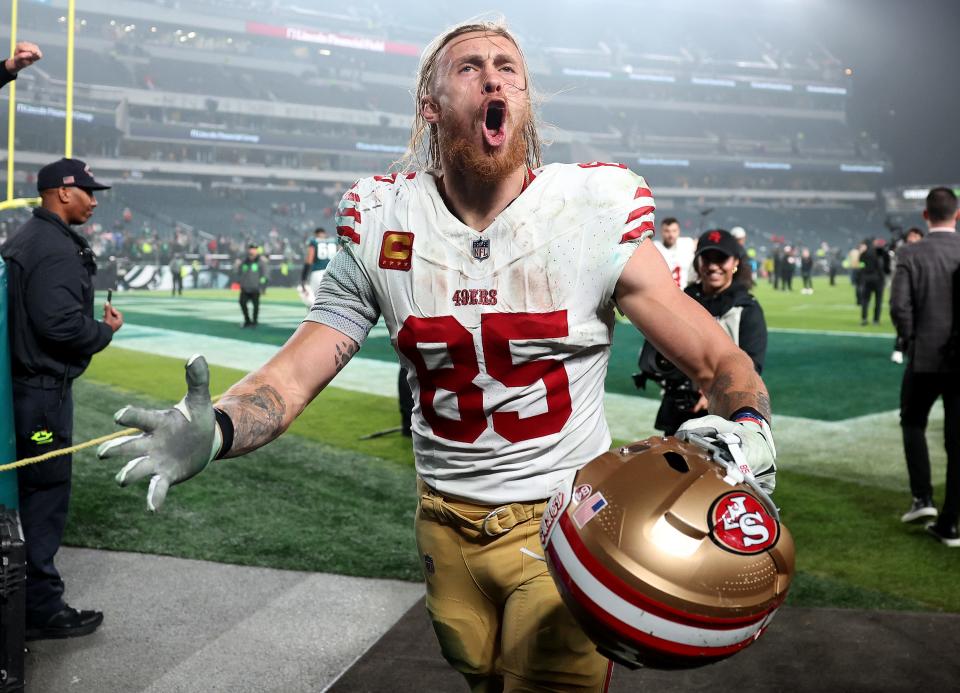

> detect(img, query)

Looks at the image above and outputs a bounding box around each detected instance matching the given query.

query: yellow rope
[0,428,140,472]
[0,394,224,473]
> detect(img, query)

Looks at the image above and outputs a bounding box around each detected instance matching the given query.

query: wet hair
[400,18,542,173]
[926,187,958,224]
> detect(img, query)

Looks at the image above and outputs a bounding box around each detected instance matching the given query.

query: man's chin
[444,134,526,184]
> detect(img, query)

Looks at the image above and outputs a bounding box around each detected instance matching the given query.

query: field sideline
[58,277,958,612]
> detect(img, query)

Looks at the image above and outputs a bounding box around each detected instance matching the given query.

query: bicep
[615,242,737,383]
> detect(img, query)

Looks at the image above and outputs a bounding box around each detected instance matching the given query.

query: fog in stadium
[2,0,960,691]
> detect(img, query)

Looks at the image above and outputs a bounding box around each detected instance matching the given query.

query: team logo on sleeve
[379,231,414,271]
[709,492,780,555]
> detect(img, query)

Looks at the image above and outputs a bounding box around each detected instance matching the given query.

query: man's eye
[501,66,516,73]
[460,65,476,72]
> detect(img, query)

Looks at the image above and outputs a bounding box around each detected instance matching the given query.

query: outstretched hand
[7,41,42,74]
[98,355,218,511]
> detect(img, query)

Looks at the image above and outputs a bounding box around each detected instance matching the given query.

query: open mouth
[482,100,507,147]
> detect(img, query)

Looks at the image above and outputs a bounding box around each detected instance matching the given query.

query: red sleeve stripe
[336,225,360,244]
[340,207,361,223]
[626,205,656,224]
[634,186,652,199]
[620,220,655,244]
[345,192,360,202]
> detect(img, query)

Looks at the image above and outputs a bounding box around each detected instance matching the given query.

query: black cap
[696,229,742,259]
[37,158,111,192]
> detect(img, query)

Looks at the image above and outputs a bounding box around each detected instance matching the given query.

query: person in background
[237,243,265,328]
[890,188,960,546]
[859,237,891,326]
[800,247,814,294]
[299,227,336,308]
[641,229,767,436]
[781,245,795,291]
[653,216,696,288]
[1,158,122,640]
[169,254,184,297]
[0,41,42,89]
[891,228,924,363]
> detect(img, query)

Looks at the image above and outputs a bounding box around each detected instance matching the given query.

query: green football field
[54,277,959,612]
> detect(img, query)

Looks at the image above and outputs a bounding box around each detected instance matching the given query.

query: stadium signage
[840,164,884,174]
[190,129,261,143]
[245,21,420,56]
[16,102,94,123]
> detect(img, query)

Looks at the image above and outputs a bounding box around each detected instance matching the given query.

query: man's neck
[434,163,527,232]
[927,224,956,233]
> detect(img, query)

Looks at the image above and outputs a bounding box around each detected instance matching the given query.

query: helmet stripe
[548,518,770,648]
[556,513,780,629]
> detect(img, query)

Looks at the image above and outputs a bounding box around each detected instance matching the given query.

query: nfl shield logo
[472,238,490,261]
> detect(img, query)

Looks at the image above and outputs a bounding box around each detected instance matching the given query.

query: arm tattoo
[334,339,358,373]
[707,372,772,422]
[217,377,287,456]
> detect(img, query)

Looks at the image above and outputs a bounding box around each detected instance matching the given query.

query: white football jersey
[654,236,696,288]
[335,163,655,503]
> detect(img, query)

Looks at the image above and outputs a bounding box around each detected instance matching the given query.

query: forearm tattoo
[334,339,358,373]
[707,372,772,422]
[217,376,287,456]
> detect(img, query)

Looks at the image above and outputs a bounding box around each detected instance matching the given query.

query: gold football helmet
[540,436,795,669]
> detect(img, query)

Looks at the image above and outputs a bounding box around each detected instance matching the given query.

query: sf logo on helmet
[709,492,780,555]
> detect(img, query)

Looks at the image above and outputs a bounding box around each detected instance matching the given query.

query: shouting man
[100,20,776,691]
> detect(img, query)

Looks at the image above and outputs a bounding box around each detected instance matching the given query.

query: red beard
[438,104,528,184]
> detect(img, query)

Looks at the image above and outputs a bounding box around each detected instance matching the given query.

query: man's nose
[483,70,502,94]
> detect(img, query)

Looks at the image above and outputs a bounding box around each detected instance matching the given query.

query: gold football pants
[415,479,612,692]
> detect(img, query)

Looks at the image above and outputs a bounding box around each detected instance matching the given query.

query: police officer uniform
[1,158,113,638]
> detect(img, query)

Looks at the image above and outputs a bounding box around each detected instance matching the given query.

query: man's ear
[922,209,930,222]
[421,95,441,124]
[58,187,71,204]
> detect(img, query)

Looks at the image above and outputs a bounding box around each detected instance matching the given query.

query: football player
[653,216,696,289]
[298,227,336,307]
[99,20,777,692]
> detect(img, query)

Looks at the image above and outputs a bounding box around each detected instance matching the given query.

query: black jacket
[859,245,891,282]
[685,282,767,374]
[890,231,960,373]
[1,207,113,380]
[0,61,14,90]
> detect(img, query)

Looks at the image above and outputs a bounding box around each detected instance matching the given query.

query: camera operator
[636,229,767,435]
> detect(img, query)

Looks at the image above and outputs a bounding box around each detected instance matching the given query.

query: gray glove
[675,414,777,494]
[98,355,219,511]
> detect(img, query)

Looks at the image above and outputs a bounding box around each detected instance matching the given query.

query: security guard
[1,158,123,639]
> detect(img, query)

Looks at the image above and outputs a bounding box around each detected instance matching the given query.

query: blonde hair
[399,19,542,173]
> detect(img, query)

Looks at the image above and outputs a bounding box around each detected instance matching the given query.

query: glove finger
[97,434,151,460]
[115,455,158,487]
[675,426,718,440]
[147,474,171,512]
[114,405,165,433]
[184,354,212,408]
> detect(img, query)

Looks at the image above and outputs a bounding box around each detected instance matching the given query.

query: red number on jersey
[397,316,487,443]
[481,311,572,442]
[397,311,572,444]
